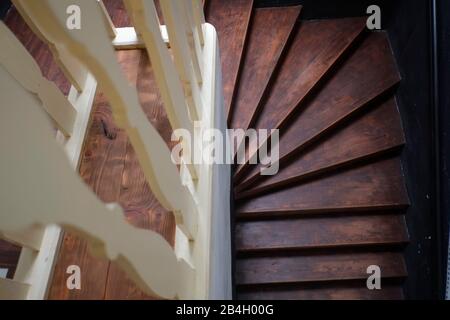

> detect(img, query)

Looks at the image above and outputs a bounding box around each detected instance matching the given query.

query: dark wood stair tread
[236,157,409,218]
[236,251,407,285]
[234,17,367,180]
[205,0,253,121]
[237,282,405,300]
[235,31,401,186]
[236,97,405,197]
[236,214,409,252]
[228,6,301,129]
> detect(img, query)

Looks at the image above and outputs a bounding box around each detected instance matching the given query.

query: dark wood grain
[236,251,407,285]
[228,6,301,129]
[236,32,401,185]
[237,98,405,197]
[237,282,405,300]
[236,157,409,218]
[49,50,175,300]
[205,0,254,120]
[234,18,366,181]
[236,214,408,252]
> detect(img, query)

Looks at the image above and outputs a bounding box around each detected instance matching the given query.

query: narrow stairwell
[206,1,410,300]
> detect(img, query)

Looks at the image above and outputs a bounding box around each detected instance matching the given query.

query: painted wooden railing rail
[15,0,198,238]
[0,64,194,299]
[0,22,76,137]
[12,0,89,93]
[0,0,231,300]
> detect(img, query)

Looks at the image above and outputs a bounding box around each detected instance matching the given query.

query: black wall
[0,0,11,19]
[256,0,445,299]
[436,0,450,299]
[383,0,438,299]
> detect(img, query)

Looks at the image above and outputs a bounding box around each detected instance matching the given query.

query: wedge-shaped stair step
[236,31,401,185]
[229,6,301,129]
[234,17,367,180]
[236,214,409,252]
[205,0,253,120]
[237,282,404,300]
[236,251,407,286]
[236,157,409,218]
[237,98,405,197]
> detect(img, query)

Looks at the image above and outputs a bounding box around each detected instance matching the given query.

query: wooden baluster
[0,227,44,252]
[97,0,117,39]
[0,22,76,137]
[12,0,89,93]
[159,0,203,121]
[192,0,206,47]
[0,278,30,300]
[0,64,194,299]
[182,0,204,85]
[124,0,199,180]
[14,0,198,238]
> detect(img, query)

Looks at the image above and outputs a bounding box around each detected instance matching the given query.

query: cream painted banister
[0,22,76,137]
[124,0,198,180]
[182,0,204,84]
[97,0,118,40]
[0,65,194,299]
[159,0,204,121]
[192,0,206,47]
[15,0,197,238]
[11,0,88,93]
[0,278,30,300]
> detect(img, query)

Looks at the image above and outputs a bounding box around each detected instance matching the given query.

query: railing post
[14,0,198,238]
[97,0,118,40]
[159,0,204,121]
[0,278,30,300]
[124,0,199,180]
[192,0,206,47]
[182,0,204,85]
[0,60,194,300]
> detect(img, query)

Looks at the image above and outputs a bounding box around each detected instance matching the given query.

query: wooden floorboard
[1,0,174,300]
[48,49,175,300]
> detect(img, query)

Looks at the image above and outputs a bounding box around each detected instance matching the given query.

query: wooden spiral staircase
[206,0,410,299]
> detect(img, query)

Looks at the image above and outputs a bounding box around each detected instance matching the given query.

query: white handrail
[124,0,198,179]
[0,22,76,137]
[14,0,198,238]
[0,64,194,299]
[12,0,89,93]
[0,0,231,300]
[160,0,204,121]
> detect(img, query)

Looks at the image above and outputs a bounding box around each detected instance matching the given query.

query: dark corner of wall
[0,0,12,20]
